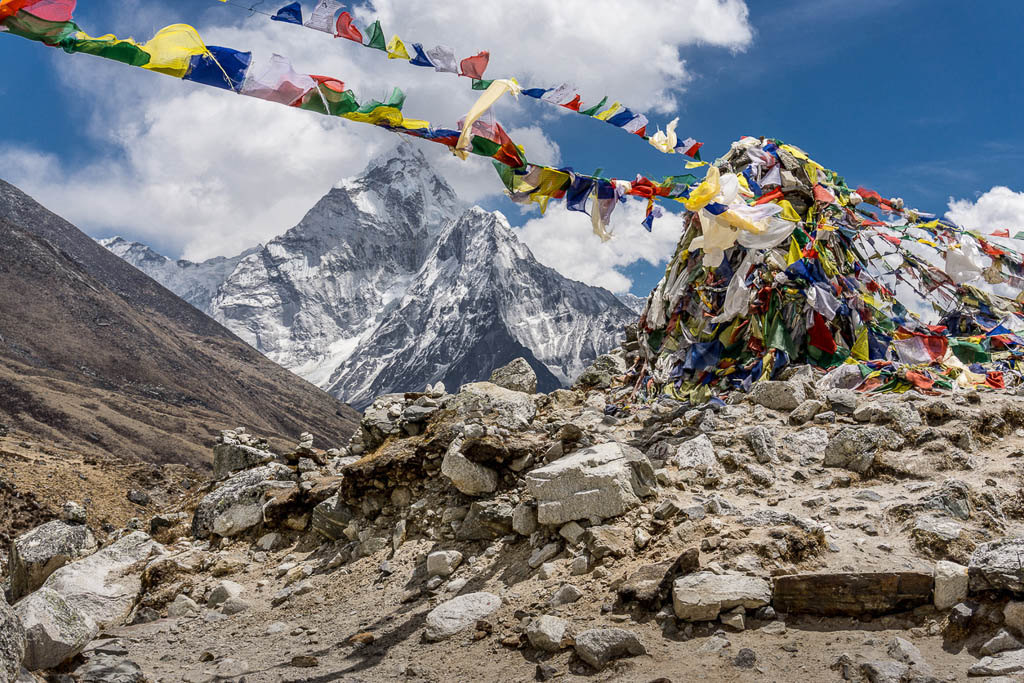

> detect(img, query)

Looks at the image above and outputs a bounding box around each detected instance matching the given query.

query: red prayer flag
[993,228,1010,238]
[809,312,838,354]
[813,184,835,204]
[633,126,647,137]
[459,51,490,79]
[561,94,582,112]
[335,12,362,42]
[987,371,1005,390]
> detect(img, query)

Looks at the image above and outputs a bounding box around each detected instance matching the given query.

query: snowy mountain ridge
[102,143,637,407]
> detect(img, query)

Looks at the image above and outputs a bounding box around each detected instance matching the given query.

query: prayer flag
[304,0,342,33]
[426,44,458,73]
[334,12,361,42]
[271,2,302,25]
[459,51,489,79]
[364,20,386,50]
[409,42,434,67]
[386,34,409,60]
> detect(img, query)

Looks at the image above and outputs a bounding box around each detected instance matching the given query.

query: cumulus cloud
[1,1,752,264]
[946,186,1024,235]
[516,201,683,294]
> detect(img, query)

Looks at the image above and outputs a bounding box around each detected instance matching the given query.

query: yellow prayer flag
[851,327,870,361]
[786,236,802,265]
[777,200,802,222]
[594,101,622,121]
[685,160,709,169]
[140,24,208,78]
[386,35,410,60]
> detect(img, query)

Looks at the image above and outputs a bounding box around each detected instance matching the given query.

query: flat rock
[672,571,770,621]
[43,531,164,629]
[212,442,275,481]
[10,520,98,601]
[573,628,645,670]
[968,649,1024,676]
[0,598,26,683]
[450,382,536,431]
[749,381,806,411]
[15,587,98,670]
[424,592,501,641]
[772,572,932,617]
[526,443,655,525]
[824,426,904,473]
[970,537,1024,593]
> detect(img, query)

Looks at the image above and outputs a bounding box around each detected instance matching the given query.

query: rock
[524,615,569,653]
[886,636,925,668]
[1003,601,1024,634]
[617,548,700,608]
[749,381,806,411]
[861,659,909,683]
[220,597,251,616]
[745,426,777,463]
[968,650,1024,677]
[62,501,87,525]
[441,443,499,496]
[167,594,200,618]
[981,629,1022,655]
[450,382,537,431]
[529,543,561,569]
[42,531,164,629]
[582,525,631,560]
[789,399,823,425]
[212,440,275,480]
[310,494,354,542]
[672,572,770,621]
[512,503,538,536]
[424,592,501,641]
[721,607,745,631]
[0,598,26,683]
[826,389,859,415]
[733,648,757,668]
[823,427,904,474]
[559,521,586,545]
[913,515,964,553]
[549,584,582,607]
[126,489,151,506]
[9,520,98,601]
[426,551,463,578]
[573,628,645,670]
[456,500,514,541]
[574,353,627,390]
[933,561,968,610]
[970,537,1024,593]
[208,581,244,608]
[191,463,295,539]
[489,358,538,394]
[15,588,98,670]
[671,434,724,484]
[526,443,656,525]
[771,572,933,617]
[74,655,146,683]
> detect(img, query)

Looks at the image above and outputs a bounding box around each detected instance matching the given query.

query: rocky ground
[4,353,1024,682]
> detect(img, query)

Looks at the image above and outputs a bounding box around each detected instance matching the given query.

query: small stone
[529,543,561,569]
[207,580,243,608]
[526,615,569,652]
[573,628,646,670]
[549,584,583,607]
[290,655,319,668]
[732,648,757,669]
[538,563,558,581]
[981,629,1022,656]
[720,607,745,631]
[424,593,502,641]
[426,551,463,578]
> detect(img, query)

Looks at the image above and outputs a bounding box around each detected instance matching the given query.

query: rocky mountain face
[0,179,359,470]
[104,143,636,408]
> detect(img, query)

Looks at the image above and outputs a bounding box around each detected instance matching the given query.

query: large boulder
[749,381,806,411]
[212,439,275,480]
[9,520,98,602]
[489,358,538,394]
[192,463,295,539]
[424,592,501,641]
[574,353,627,390]
[0,599,26,683]
[441,438,499,496]
[309,494,354,541]
[42,531,164,629]
[448,382,536,431]
[573,628,646,670]
[15,588,98,671]
[823,426,904,474]
[671,435,724,484]
[970,537,1024,593]
[526,443,656,525]
[672,571,771,621]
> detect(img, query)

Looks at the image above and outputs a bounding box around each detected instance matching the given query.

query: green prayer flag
[5,11,79,46]
[580,96,608,117]
[364,20,386,50]
[471,79,494,90]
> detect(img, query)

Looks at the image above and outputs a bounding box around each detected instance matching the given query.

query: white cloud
[1,1,751,264]
[946,186,1024,235]
[516,200,683,294]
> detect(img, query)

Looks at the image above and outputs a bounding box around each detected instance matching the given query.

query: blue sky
[1,0,1023,296]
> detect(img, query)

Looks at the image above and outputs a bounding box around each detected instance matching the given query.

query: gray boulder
[213,442,275,480]
[671,434,724,484]
[207,581,244,608]
[968,650,1024,677]
[441,438,499,496]
[823,426,904,474]
[526,615,569,652]
[573,628,646,670]
[489,357,538,394]
[744,426,777,463]
[749,381,806,411]
[310,494,354,541]
[424,592,501,641]
[43,531,163,629]
[526,443,655,525]
[672,571,771,621]
[74,655,146,683]
[0,599,26,683]
[15,588,98,670]
[426,551,463,578]
[449,382,536,431]
[970,537,1024,593]
[191,463,295,539]
[574,353,627,389]
[10,520,98,601]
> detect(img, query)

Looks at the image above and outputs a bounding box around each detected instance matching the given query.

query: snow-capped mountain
[102,143,636,407]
